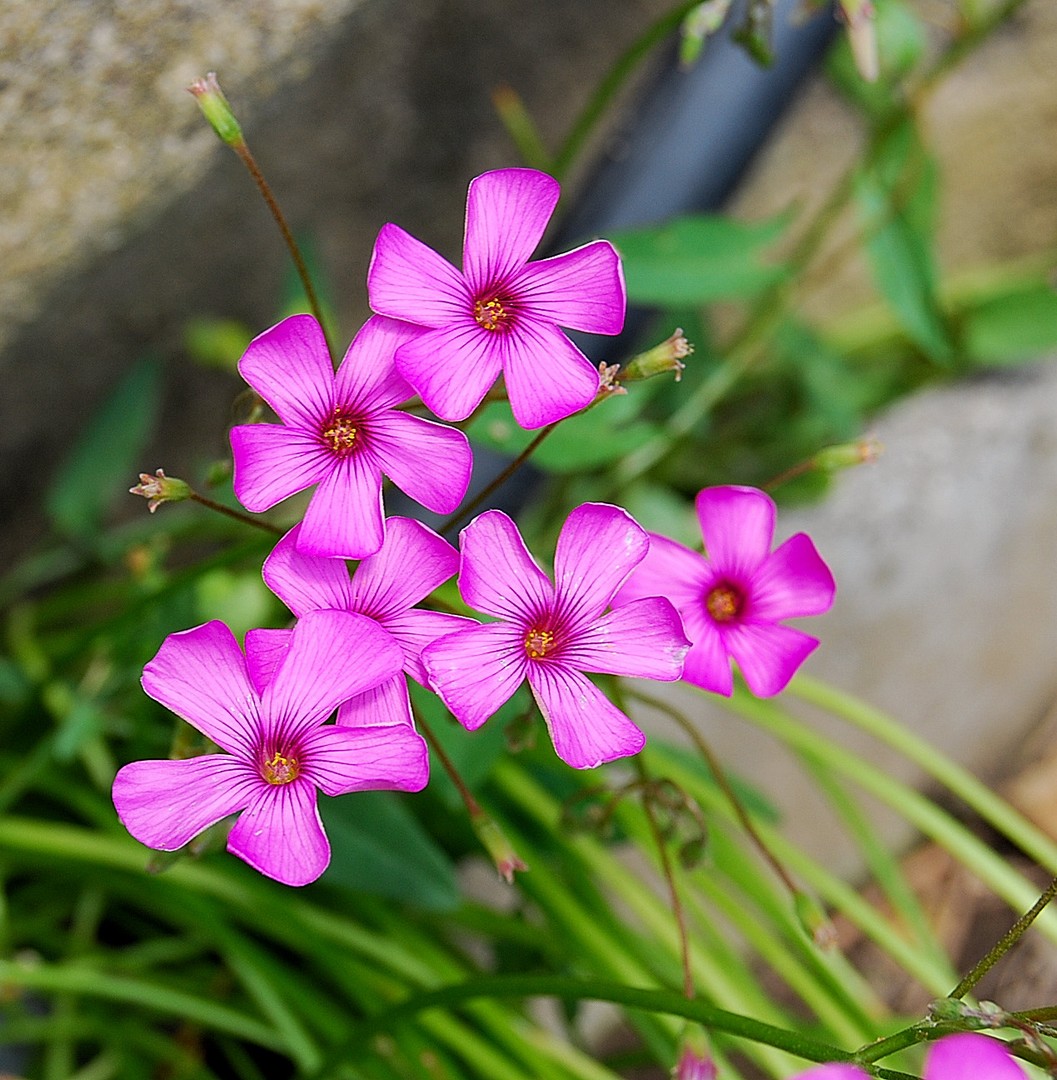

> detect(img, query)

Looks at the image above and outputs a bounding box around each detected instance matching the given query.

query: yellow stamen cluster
[322,412,358,455]
[524,627,555,659]
[706,584,743,623]
[262,751,300,785]
[473,297,509,332]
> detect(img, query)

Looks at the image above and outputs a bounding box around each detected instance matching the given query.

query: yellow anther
[262,751,300,785]
[706,584,743,623]
[473,297,509,332]
[525,627,555,658]
[322,412,358,455]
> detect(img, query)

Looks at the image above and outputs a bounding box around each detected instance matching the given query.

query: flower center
[524,627,555,659]
[473,296,512,332]
[321,410,359,456]
[705,582,744,623]
[262,751,301,786]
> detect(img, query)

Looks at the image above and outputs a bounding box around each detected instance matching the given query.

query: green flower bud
[187,72,244,147]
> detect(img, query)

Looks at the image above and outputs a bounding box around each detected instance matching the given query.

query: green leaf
[961,283,1057,365]
[608,213,790,306]
[46,355,161,538]
[319,791,460,912]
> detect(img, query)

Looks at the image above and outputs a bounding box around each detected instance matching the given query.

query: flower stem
[188,491,284,536]
[411,706,481,818]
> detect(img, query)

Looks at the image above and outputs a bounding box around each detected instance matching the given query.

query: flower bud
[187,72,244,147]
[129,469,191,513]
[794,891,838,951]
[839,0,879,83]
[672,1029,716,1080]
[813,437,883,474]
[621,329,693,383]
[472,811,528,883]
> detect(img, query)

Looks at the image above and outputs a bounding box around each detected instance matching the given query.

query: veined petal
[553,503,648,629]
[751,533,836,620]
[463,168,559,293]
[527,664,645,769]
[237,315,335,428]
[349,517,459,619]
[334,315,420,412]
[230,423,331,513]
[510,240,625,334]
[394,321,503,422]
[680,609,734,696]
[381,609,476,684]
[113,755,258,851]
[423,622,527,731]
[501,317,599,429]
[368,410,472,514]
[141,621,258,757]
[244,628,292,696]
[925,1034,1026,1080]
[263,525,356,617]
[301,723,429,795]
[458,510,553,622]
[725,621,819,698]
[263,610,403,738]
[696,486,776,577]
[337,674,414,728]
[612,533,712,613]
[227,780,329,887]
[297,452,384,560]
[790,1067,868,1080]
[565,597,689,680]
[368,223,471,327]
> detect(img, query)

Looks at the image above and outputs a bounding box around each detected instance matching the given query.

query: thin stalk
[412,706,481,817]
[189,490,285,536]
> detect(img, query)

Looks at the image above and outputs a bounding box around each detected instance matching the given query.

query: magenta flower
[422,504,690,769]
[262,516,473,728]
[613,486,835,698]
[230,313,473,559]
[367,167,626,429]
[112,611,429,886]
[791,1033,1026,1079]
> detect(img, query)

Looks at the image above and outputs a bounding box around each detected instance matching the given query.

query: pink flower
[367,168,626,429]
[112,612,429,886]
[422,504,690,769]
[230,314,473,559]
[791,1033,1026,1079]
[613,486,835,698]
[261,516,473,728]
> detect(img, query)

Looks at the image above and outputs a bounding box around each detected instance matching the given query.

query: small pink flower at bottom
[113,611,428,886]
[790,1033,1026,1079]
[423,504,690,769]
[613,486,835,698]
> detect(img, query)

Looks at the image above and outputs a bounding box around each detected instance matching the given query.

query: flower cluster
[115,168,835,885]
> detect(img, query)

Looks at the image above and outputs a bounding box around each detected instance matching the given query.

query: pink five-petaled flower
[230,313,473,559]
[112,611,429,887]
[422,504,690,769]
[613,486,836,698]
[367,167,626,430]
[791,1033,1026,1079]
[261,517,474,728]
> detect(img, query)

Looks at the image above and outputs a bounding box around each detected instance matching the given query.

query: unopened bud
[839,0,879,83]
[794,891,838,951]
[130,469,191,513]
[680,1,734,68]
[187,72,244,146]
[672,1029,716,1080]
[813,437,883,474]
[621,329,693,383]
[472,812,528,883]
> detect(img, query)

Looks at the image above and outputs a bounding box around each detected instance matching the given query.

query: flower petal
[751,533,836,621]
[368,223,471,327]
[368,410,472,514]
[337,673,414,728]
[510,240,625,334]
[230,423,331,513]
[527,663,645,769]
[297,452,384,560]
[790,1067,868,1080]
[237,314,334,428]
[458,510,553,622]
[553,503,649,628]
[423,622,527,731]
[301,722,429,794]
[113,755,257,850]
[696,486,776,577]
[925,1034,1026,1080]
[227,780,329,886]
[382,609,476,684]
[501,317,600,429]
[680,610,734,696]
[725,621,819,698]
[244,628,292,696]
[612,533,712,613]
[334,315,420,412]
[263,610,404,738]
[141,621,258,757]
[463,168,559,293]
[565,597,689,680]
[263,525,356,617]
[394,321,503,422]
[349,517,459,619]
